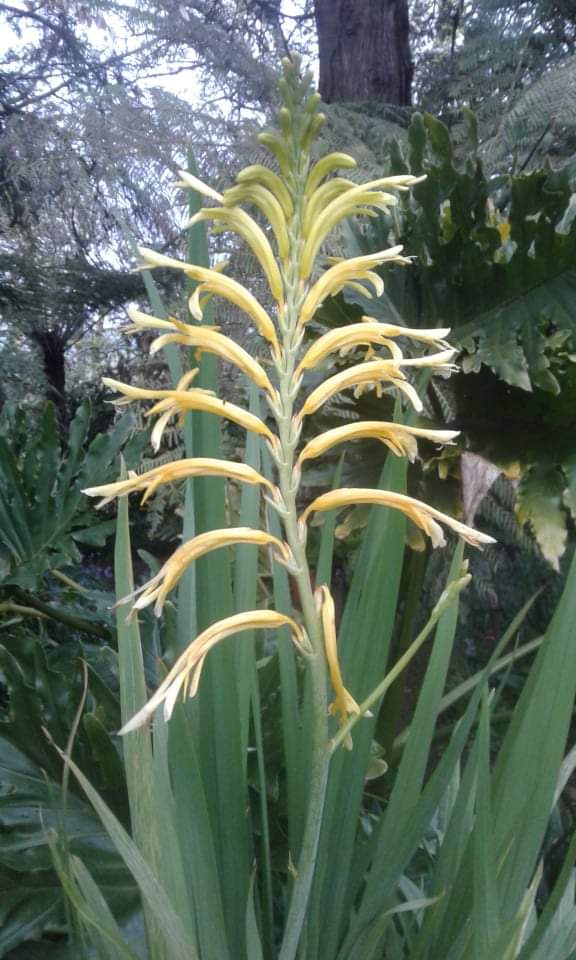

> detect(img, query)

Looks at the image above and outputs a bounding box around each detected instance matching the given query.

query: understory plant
[49,58,576,960]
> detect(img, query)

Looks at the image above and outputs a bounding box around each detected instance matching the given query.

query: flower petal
[316,585,361,749]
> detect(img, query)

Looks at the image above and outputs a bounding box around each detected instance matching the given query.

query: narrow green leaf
[56,750,198,960]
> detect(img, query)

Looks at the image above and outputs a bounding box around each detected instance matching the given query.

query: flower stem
[272,147,331,960]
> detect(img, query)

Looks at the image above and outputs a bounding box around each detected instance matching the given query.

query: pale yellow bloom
[119,610,306,733]
[127,307,275,396]
[187,206,284,303]
[298,248,409,327]
[304,152,357,196]
[300,175,424,278]
[316,585,361,750]
[297,422,459,466]
[300,188,399,279]
[236,165,294,219]
[303,178,358,235]
[301,489,496,549]
[102,373,277,449]
[297,323,452,375]
[297,359,418,420]
[120,527,289,616]
[138,247,280,355]
[222,184,290,261]
[83,458,274,508]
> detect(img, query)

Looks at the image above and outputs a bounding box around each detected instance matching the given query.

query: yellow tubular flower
[302,178,357,235]
[101,374,276,449]
[222,184,290,261]
[297,423,460,466]
[126,306,275,396]
[236,165,294,219]
[187,207,284,303]
[119,610,306,734]
[300,190,400,279]
[121,528,289,616]
[299,247,408,326]
[304,152,357,196]
[316,585,361,750]
[298,358,409,420]
[144,391,277,450]
[138,247,279,355]
[301,489,496,549]
[83,458,274,508]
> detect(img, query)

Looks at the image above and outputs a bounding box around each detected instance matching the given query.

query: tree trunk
[314,0,413,105]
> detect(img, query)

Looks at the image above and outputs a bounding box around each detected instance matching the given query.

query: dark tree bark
[314,0,413,105]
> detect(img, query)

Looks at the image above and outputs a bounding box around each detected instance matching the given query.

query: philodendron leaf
[516,464,567,570]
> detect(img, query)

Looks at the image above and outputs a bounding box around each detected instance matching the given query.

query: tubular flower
[119,611,307,733]
[90,57,493,750]
[138,247,280,354]
[126,307,275,396]
[316,585,362,750]
[187,206,284,303]
[300,490,496,550]
[83,458,274,508]
[296,322,451,375]
[298,423,459,466]
[122,528,290,617]
[298,248,410,327]
[102,373,276,450]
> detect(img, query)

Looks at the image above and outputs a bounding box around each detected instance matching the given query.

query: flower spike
[119,610,306,733]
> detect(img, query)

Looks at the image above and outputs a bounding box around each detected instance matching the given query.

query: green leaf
[516,464,567,569]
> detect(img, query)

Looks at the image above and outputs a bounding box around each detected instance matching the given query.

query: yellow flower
[187,206,284,303]
[299,176,423,279]
[300,489,496,549]
[298,248,409,327]
[119,610,306,733]
[296,322,451,375]
[102,373,277,450]
[297,358,419,420]
[122,527,290,616]
[222,183,290,261]
[126,307,276,397]
[316,585,361,750]
[297,423,459,466]
[235,164,294,219]
[138,247,280,355]
[83,457,274,508]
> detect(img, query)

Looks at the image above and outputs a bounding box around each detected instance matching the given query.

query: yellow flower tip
[175,169,224,203]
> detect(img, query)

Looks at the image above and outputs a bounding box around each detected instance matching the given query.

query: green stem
[272,144,330,960]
